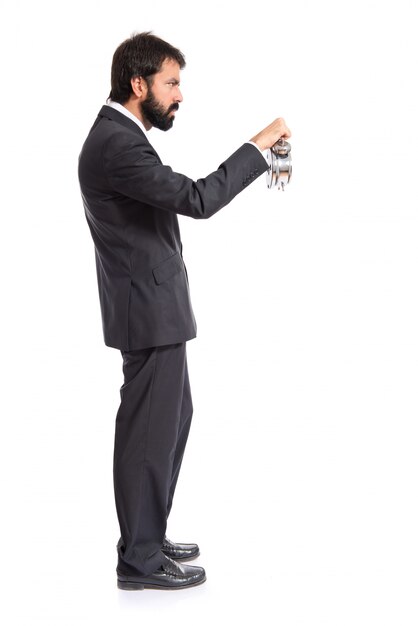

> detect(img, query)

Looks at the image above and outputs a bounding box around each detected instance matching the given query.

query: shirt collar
[106,98,149,135]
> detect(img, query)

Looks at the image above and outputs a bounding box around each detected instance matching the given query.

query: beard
[140,87,179,131]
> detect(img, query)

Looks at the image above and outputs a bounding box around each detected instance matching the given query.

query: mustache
[169,104,179,113]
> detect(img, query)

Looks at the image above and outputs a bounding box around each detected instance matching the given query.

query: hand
[250,118,291,151]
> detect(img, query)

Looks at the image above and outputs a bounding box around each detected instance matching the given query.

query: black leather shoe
[162,536,200,561]
[117,555,206,590]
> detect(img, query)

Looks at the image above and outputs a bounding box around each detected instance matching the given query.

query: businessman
[78,31,291,591]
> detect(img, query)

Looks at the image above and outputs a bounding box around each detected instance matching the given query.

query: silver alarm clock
[266,138,292,191]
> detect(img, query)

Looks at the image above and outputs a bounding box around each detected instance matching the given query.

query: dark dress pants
[113,342,193,576]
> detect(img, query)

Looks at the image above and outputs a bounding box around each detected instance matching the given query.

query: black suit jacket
[78,105,269,350]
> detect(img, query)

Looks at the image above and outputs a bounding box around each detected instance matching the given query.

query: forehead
[157,58,181,78]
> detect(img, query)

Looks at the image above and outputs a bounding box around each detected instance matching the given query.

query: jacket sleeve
[102,131,270,219]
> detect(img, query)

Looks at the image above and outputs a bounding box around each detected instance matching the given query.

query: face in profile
[140,58,183,131]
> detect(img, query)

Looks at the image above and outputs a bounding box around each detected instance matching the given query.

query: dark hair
[109,31,186,103]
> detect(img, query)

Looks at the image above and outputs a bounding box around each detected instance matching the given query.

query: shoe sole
[117,575,206,591]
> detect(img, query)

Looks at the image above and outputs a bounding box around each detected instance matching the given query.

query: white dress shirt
[105,98,269,164]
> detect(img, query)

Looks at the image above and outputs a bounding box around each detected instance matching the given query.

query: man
[78,31,291,591]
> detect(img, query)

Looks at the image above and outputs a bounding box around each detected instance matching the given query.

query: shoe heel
[117,579,145,591]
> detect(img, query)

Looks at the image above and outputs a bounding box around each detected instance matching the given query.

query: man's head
[109,31,185,131]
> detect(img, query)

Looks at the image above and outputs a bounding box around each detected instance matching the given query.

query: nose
[175,86,183,103]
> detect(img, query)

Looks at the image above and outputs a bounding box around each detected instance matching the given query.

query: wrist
[249,137,266,151]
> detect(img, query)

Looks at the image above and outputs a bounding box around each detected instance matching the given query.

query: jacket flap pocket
[152,251,183,285]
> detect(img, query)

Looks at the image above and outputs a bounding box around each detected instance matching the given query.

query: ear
[130,76,148,99]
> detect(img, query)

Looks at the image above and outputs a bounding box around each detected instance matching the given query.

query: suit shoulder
[89,116,148,145]
[79,116,156,168]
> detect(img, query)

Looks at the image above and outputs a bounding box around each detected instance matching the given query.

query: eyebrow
[166,78,180,84]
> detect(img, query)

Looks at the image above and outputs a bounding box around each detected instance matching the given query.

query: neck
[122,99,152,131]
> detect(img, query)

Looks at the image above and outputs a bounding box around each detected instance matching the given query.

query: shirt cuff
[245,140,269,165]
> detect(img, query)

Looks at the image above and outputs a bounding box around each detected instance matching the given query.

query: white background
[1,0,417,624]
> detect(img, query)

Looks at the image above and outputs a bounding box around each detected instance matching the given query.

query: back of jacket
[78,105,269,351]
